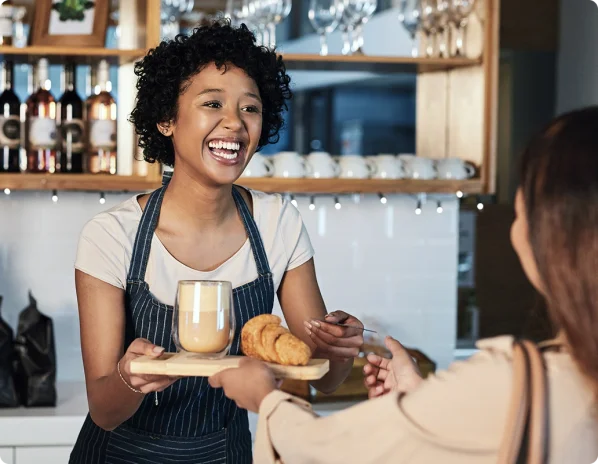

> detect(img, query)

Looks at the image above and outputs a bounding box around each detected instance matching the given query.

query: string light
[334,196,341,210]
[99,192,106,205]
[456,190,464,198]
[309,196,315,211]
[476,195,484,211]
[378,193,387,204]
[3,188,10,195]
[51,189,58,203]
[290,194,298,208]
[436,200,443,214]
[415,199,422,215]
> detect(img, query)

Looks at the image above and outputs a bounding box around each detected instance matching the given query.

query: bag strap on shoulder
[497,339,548,464]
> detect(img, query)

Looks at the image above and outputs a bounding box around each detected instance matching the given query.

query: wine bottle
[56,63,84,173]
[0,60,21,172]
[25,58,57,173]
[0,0,13,46]
[86,60,116,174]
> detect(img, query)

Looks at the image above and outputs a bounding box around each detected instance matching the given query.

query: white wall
[556,0,598,114]
[0,191,458,381]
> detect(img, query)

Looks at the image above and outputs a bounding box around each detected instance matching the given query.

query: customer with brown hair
[208,106,598,463]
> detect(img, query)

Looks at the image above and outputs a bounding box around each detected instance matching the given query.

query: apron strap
[232,187,272,277]
[128,173,271,281]
[127,173,170,281]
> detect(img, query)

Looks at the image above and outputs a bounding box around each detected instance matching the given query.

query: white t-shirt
[74,190,314,307]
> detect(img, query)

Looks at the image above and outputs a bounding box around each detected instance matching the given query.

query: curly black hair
[129,19,292,167]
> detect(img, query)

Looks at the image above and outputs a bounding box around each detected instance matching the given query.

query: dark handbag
[0,296,19,407]
[13,292,57,407]
[497,339,548,464]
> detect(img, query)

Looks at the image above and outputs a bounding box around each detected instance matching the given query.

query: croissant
[241,314,312,366]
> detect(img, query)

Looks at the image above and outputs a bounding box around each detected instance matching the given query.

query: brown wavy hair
[520,106,598,397]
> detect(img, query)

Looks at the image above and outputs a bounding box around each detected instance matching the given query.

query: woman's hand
[363,336,423,398]
[119,338,181,394]
[208,357,278,413]
[304,310,364,363]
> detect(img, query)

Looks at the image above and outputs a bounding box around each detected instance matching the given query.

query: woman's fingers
[307,331,360,359]
[306,323,362,348]
[366,353,391,370]
[363,364,389,384]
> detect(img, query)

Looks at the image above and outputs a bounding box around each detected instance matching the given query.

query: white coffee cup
[367,154,404,179]
[241,153,274,178]
[305,151,340,179]
[271,151,310,178]
[338,154,373,179]
[397,154,436,180]
[435,158,476,180]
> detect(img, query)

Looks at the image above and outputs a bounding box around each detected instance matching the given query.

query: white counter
[0,382,362,464]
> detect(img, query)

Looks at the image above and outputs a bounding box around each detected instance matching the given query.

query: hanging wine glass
[308,0,344,56]
[449,0,476,56]
[345,0,377,55]
[398,0,422,58]
[339,7,355,56]
[436,0,450,57]
[268,0,292,49]
[420,0,440,57]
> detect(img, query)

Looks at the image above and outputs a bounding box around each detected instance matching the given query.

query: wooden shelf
[0,174,158,192]
[236,178,483,194]
[280,53,481,73]
[0,174,483,194]
[0,46,147,64]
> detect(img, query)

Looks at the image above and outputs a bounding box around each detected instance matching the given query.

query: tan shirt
[254,336,598,464]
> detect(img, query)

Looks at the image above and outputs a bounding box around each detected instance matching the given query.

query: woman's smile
[205,137,247,166]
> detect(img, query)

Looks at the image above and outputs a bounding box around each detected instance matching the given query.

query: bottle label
[89,119,116,150]
[61,119,84,152]
[0,115,20,149]
[0,6,12,37]
[29,117,57,149]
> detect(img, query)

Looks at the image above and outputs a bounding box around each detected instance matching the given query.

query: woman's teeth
[208,140,241,151]
[208,140,241,160]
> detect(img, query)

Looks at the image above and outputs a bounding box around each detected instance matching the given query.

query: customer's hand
[119,338,181,394]
[363,336,423,398]
[304,310,364,363]
[209,357,278,413]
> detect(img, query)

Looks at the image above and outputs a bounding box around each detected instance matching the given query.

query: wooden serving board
[130,352,330,380]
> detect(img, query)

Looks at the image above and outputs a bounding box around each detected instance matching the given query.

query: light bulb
[99,193,106,205]
[437,201,443,213]
[415,199,422,215]
[379,193,387,204]
[309,196,315,211]
[3,188,10,195]
[334,197,341,210]
[477,202,484,211]
[456,190,464,198]
[290,194,298,208]
[51,190,58,203]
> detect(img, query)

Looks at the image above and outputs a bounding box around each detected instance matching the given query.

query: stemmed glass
[449,0,476,56]
[347,0,377,55]
[420,0,440,57]
[398,0,422,58]
[435,0,450,57]
[339,8,355,56]
[308,0,344,56]
[268,0,292,49]
[160,0,195,40]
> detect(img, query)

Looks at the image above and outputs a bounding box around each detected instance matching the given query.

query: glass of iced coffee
[172,280,235,359]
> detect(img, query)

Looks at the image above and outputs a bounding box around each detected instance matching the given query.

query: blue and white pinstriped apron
[70,172,275,463]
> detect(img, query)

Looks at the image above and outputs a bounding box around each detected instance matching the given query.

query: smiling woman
[68,19,364,464]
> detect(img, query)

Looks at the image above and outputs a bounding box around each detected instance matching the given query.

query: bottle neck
[3,61,13,91]
[64,65,76,92]
[37,64,49,91]
[97,69,109,93]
